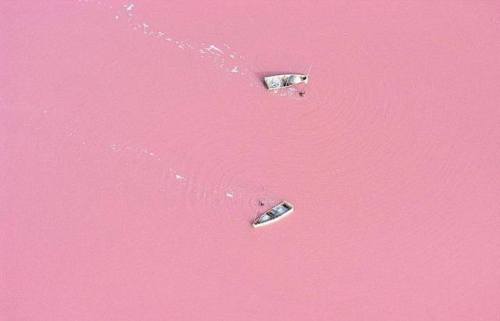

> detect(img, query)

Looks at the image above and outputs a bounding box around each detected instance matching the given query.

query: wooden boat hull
[264,74,308,90]
[252,201,294,228]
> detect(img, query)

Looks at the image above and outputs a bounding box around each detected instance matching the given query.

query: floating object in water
[264,74,309,90]
[252,201,294,228]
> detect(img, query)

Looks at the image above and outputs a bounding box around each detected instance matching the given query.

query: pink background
[2,1,500,320]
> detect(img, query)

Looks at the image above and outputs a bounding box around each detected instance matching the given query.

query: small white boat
[252,201,294,228]
[264,74,308,90]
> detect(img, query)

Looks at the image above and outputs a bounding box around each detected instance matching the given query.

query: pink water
[2,1,500,320]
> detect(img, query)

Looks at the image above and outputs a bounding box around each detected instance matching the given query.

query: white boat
[264,74,308,90]
[252,201,294,228]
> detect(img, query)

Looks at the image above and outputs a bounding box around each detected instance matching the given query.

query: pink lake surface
[2,1,500,320]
